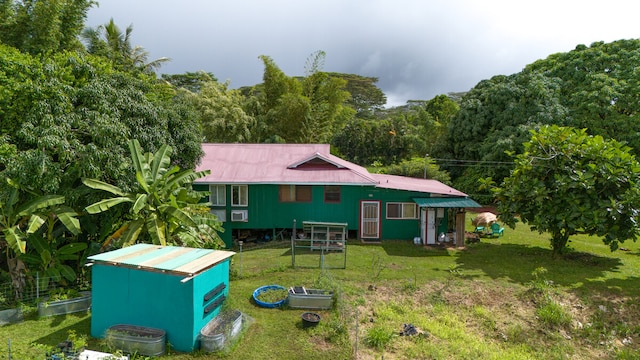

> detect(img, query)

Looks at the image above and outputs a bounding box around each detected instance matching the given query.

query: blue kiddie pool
[253,285,287,308]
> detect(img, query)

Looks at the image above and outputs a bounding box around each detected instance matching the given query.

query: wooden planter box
[37,291,92,317]
[288,287,333,310]
[106,324,166,356]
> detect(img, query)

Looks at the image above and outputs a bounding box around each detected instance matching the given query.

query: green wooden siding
[194,184,449,246]
[196,183,452,247]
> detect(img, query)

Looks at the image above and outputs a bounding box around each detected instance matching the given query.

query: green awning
[413,197,481,208]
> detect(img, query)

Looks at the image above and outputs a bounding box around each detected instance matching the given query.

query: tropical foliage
[83,140,224,249]
[493,126,640,256]
[436,39,640,199]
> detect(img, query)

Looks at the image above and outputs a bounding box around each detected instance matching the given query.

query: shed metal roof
[413,197,482,208]
[87,244,235,279]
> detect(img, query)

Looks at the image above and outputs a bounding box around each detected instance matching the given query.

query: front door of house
[360,201,380,239]
[421,208,436,244]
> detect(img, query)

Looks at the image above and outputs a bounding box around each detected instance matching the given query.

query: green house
[194,144,480,248]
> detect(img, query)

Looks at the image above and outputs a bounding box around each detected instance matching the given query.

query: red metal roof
[194,144,469,196]
[372,174,468,197]
[195,144,376,185]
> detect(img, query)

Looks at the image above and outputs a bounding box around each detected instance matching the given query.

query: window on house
[279,185,312,202]
[210,209,226,222]
[324,185,341,203]
[231,185,248,206]
[209,185,226,206]
[386,202,418,219]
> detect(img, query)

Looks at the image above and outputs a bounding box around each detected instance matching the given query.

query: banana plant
[83,139,224,249]
[0,178,81,295]
[20,234,87,290]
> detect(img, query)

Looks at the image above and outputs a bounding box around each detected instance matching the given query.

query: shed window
[386,202,418,219]
[231,185,248,206]
[324,186,341,203]
[279,185,312,202]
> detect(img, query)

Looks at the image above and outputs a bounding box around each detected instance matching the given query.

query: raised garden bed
[253,285,287,308]
[37,291,92,317]
[199,309,243,352]
[288,286,333,310]
[0,308,23,326]
[105,324,166,356]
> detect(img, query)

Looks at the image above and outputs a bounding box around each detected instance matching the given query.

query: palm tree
[83,140,224,250]
[81,18,171,74]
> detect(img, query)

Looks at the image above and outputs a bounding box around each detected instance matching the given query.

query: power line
[430,157,515,165]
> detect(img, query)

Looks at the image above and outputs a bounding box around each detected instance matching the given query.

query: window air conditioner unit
[231,210,248,222]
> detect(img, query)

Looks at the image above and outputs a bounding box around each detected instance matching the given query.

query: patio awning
[413,197,481,208]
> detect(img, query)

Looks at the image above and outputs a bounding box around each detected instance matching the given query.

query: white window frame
[386,202,418,219]
[209,185,226,206]
[231,185,248,206]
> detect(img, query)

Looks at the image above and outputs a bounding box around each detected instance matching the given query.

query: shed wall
[91,259,230,352]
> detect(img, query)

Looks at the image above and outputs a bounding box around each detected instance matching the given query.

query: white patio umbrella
[472,212,497,227]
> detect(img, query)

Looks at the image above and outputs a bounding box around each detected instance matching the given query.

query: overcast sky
[86,0,640,107]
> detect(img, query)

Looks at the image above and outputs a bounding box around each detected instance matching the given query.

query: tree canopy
[0,45,202,202]
[0,0,95,55]
[494,126,640,256]
[436,39,640,200]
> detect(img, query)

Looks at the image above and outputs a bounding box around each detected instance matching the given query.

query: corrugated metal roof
[87,244,235,277]
[372,174,468,196]
[413,197,482,208]
[194,144,475,199]
[195,143,377,185]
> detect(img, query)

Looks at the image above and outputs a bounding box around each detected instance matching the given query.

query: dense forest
[2,1,640,290]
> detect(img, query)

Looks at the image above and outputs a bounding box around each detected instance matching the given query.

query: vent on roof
[231,210,248,222]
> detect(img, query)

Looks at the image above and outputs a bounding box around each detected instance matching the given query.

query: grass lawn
[1,216,639,359]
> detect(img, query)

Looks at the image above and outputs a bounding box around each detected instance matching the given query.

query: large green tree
[0,46,203,200]
[494,125,640,256]
[0,0,95,55]
[437,39,640,201]
[525,39,640,154]
[192,79,256,143]
[435,71,569,201]
[327,72,387,118]
[250,51,353,143]
[332,116,419,166]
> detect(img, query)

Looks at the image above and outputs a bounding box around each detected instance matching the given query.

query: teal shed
[88,244,235,352]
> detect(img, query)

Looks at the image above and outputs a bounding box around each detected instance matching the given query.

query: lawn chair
[490,222,504,237]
